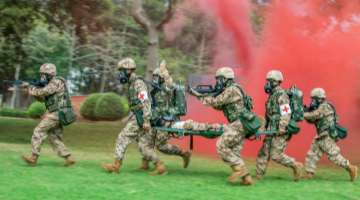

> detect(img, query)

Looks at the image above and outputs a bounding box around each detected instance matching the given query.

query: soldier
[255,70,303,181]
[101,58,167,175]
[301,88,358,181]
[20,63,76,166]
[190,67,254,186]
[134,61,191,170]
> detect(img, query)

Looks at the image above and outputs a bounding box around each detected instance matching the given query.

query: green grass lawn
[0,118,359,200]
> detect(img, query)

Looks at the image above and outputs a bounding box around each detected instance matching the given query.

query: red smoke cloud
[171,0,360,162]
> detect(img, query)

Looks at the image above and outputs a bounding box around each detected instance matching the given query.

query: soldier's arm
[304,104,333,121]
[164,74,175,99]
[278,93,291,129]
[33,96,45,102]
[135,80,152,123]
[198,86,242,107]
[27,79,63,97]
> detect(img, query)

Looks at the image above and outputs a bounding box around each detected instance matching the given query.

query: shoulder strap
[324,101,338,125]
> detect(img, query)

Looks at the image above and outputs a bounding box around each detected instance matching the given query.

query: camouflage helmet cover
[39,63,57,76]
[118,58,136,69]
[216,67,234,79]
[153,68,168,79]
[311,88,326,98]
[266,70,283,82]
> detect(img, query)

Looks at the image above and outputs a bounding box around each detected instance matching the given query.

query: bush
[1,108,29,118]
[80,93,103,120]
[94,92,125,121]
[119,96,130,117]
[28,102,47,119]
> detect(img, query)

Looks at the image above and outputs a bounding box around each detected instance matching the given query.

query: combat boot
[346,165,358,181]
[236,174,254,186]
[292,162,303,181]
[254,174,263,180]
[133,158,150,170]
[101,158,122,173]
[148,161,168,175]
[178,149,192,168]
[20,153,38,166]
[59,154,76,166]
[226,165,248,182]
[301,172,314,180]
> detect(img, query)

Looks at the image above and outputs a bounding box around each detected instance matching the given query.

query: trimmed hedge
[80,93,103,120]
[119,96,130,116]
[28,102,47,119]
[1,108,29,118]
[94,92,125,121]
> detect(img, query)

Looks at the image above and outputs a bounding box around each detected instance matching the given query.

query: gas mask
[264,79,280,94]
[118,68,134,84]
[310,97,324,109]
[151,75,163,87]
[215,76,228,92]
[40,74,51,85]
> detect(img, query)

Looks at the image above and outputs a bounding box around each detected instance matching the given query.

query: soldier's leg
[101,120,139,173]
[50,124,75,166]
[183,120,211,131]
[155,130,181,155]
[216,125,248,183]
[270,134,303,181]
[21,116,57,165]
[255,135,272,177]
[304,138,323,175]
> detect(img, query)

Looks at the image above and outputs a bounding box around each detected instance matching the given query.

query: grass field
[0,118,359,200]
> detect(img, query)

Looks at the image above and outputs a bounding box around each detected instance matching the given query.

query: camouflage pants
[216,119,246,167]
[115,119,160,164]
[305,132,350,173]
[31,112,71,157]
[256,134,295,175]
[151,130,181,155]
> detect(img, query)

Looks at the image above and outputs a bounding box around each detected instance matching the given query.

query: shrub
[28,102,47,119]
[120,96,130,117]
[80,93,103,120]
[1,108,29,118]
[94,92,125,121]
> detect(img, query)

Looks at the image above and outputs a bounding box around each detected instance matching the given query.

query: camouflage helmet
[39,63,57,76]
[310,88,326,98]
[266,70,283,82]
[153,68,168,79]
[216,67,234,79]
[118,58,136,69]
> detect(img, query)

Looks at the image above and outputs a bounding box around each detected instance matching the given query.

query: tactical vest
[127,76,152,113]
[265,88,285,130]
[222,82,246,123]
[44,77,72,113]
[155,84,177,116]
[314,102,336,134]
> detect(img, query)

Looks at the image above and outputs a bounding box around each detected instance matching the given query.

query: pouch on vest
[58,108,78,126]
[135,107,160,127]
[286,119,301,134]
[239,115,263,134]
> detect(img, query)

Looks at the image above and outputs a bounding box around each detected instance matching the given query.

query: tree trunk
[66,28,76,81]
[10,55,22,109]
[146,26,159,81]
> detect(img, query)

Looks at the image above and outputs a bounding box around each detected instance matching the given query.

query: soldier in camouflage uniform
[301,88,358,181]
[20,63,76,166]
[101,58,167,175]
[190,67,254,186]
[134,61,192,170]
[255,70,303,181]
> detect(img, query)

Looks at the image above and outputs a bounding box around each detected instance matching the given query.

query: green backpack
[327,102,348,139]
[172,81,187,116]
[284,85,304,122]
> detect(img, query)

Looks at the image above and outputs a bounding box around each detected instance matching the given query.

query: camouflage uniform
[115,74,160,164]
[256,86,296,175]
[27,77,71,157]
[304,102,349,173]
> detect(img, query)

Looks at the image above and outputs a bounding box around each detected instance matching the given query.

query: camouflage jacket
[304,102,336,134]
[155,74,176,115]
[265,86,291,130]
[27,76,71,113]
[127,74,152,123]
[198,81,245,122]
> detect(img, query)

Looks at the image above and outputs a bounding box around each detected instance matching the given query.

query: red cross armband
[138,91,149,103]
[280,104,292,116]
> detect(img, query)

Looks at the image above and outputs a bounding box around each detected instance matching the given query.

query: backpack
[172,81,187,116]
[237,85,254,111]
[327,102,348,139]
[284,85,304,122]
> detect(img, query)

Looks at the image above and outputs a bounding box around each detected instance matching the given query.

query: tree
[131,0,174,81]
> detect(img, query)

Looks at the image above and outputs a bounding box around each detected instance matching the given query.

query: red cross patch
[280,104,292,116]
[138,91,148,103]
